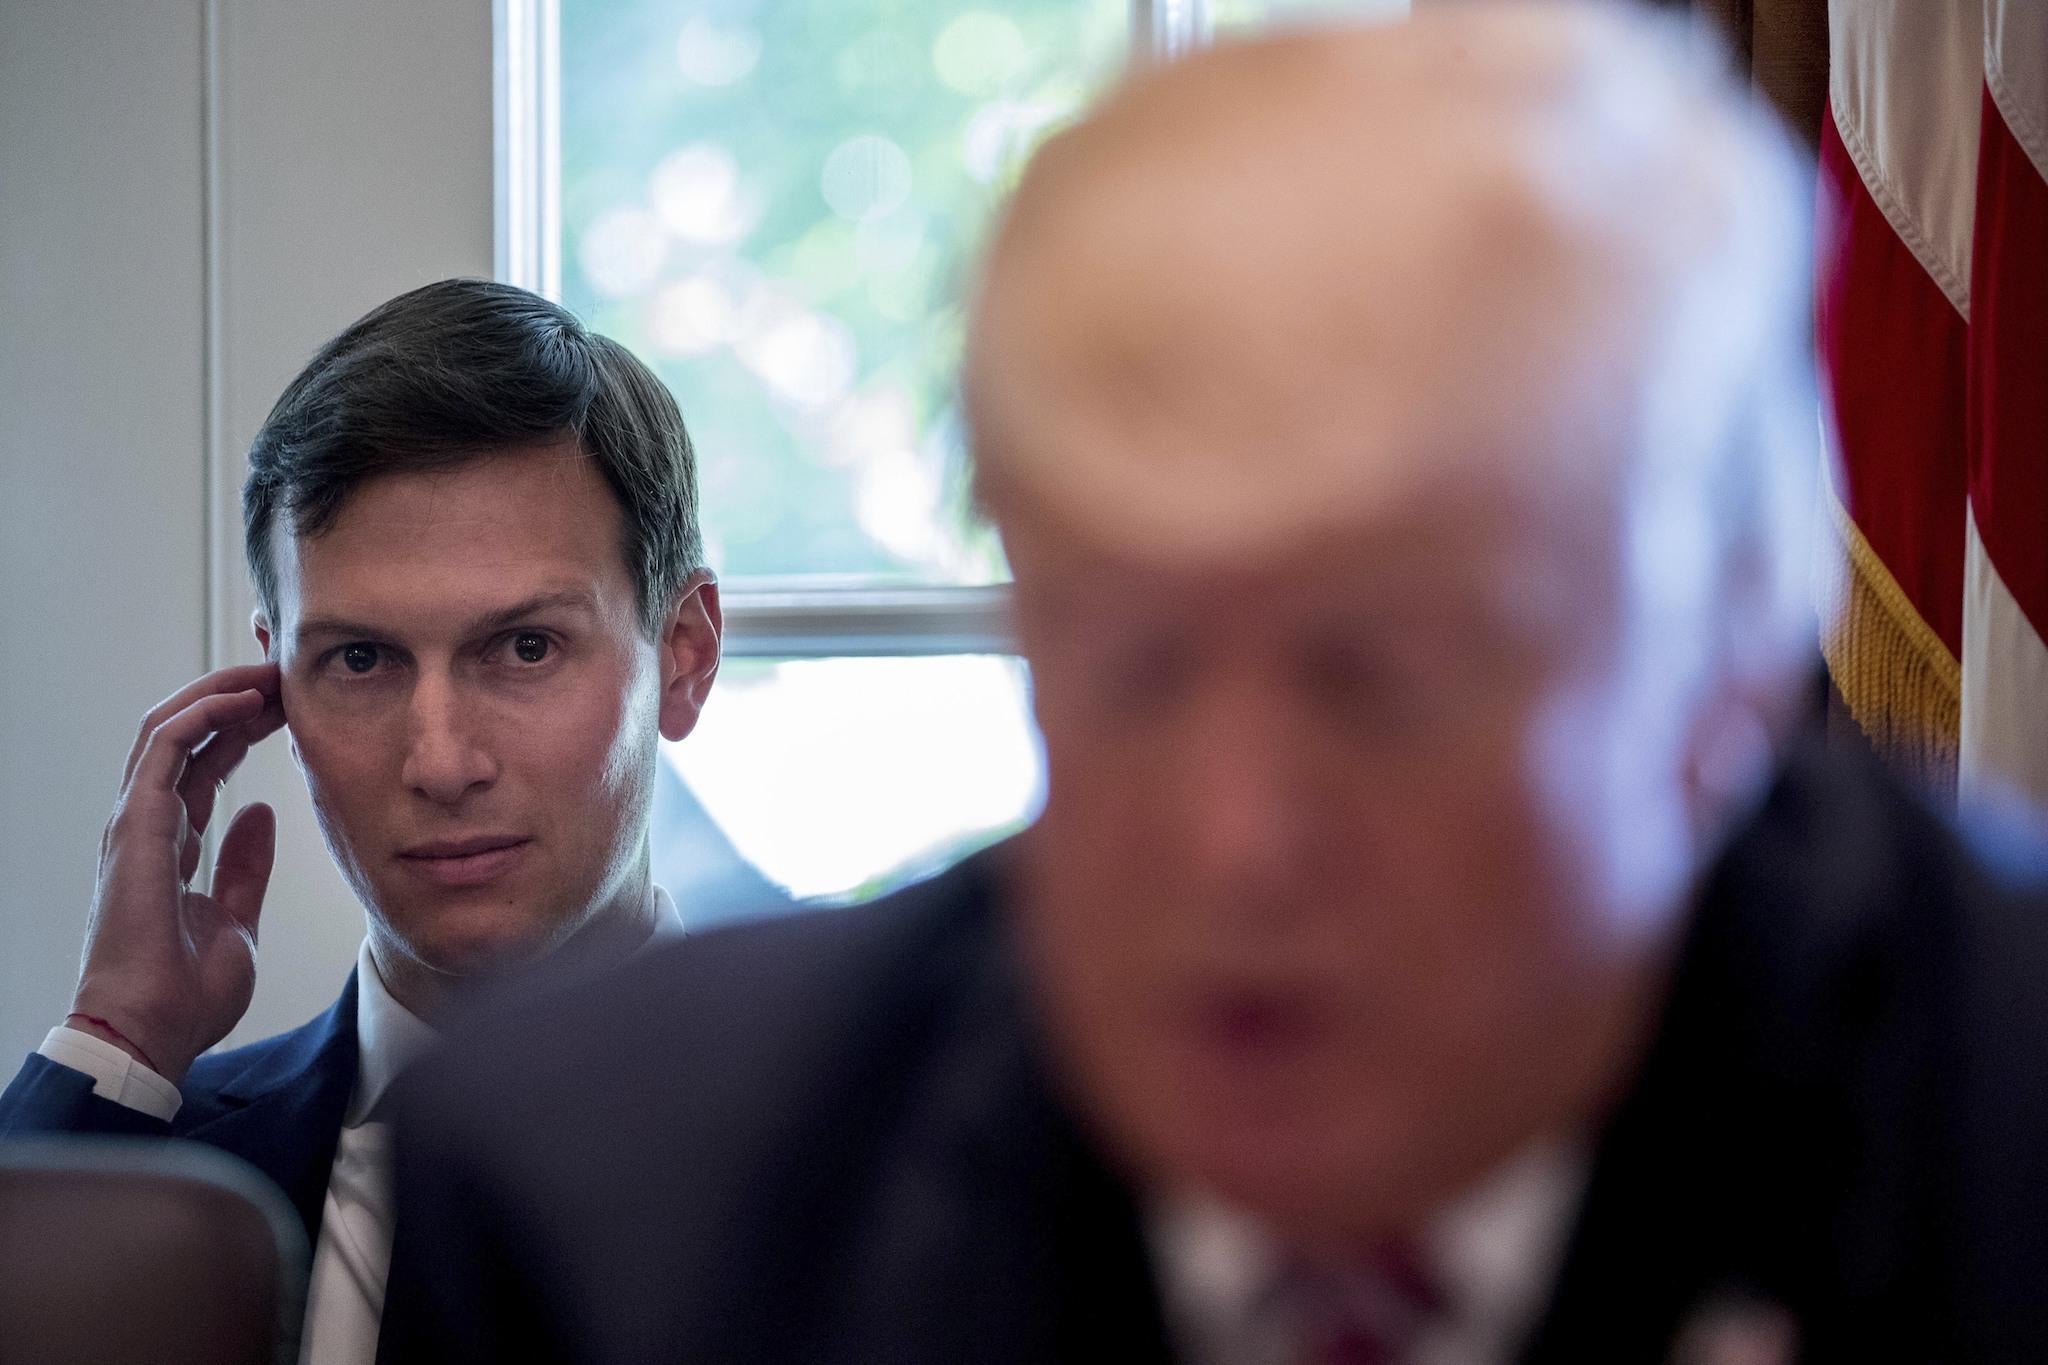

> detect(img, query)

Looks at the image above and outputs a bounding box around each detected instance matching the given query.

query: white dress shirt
[294,933,439,1365]
[1147,1142,1587,1365]
[38,885,682,1365]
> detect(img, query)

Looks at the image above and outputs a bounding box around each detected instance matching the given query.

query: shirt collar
[1148,1194,1289,1365]
[345,935,437,1128]
[345,883,683,1127]
[604,882,687,952]
[648,884,686,938]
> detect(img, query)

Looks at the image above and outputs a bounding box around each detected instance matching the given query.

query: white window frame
[492,0,1213,658]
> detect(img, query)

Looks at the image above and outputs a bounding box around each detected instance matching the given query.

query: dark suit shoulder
[0,1054,172,1138]
[1531,736,2048,1365]
[173,973,359,1128]
[184,1003,340,1093]
[1695,733,2048,1170]
[406,846,1005,1149]
[1683,733,2048,1055]
[0,975,357,1139]
[386,847,1020,1364]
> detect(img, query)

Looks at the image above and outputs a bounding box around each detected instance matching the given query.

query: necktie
[1287,1241,1445,1365]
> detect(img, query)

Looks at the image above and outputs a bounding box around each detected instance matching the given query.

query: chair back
[0,1138,306,1365]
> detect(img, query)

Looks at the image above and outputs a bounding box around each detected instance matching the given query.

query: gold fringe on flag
[1818,495,1961,801]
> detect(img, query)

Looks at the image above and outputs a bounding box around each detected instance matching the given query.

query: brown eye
[512,632,550,664]
[342,644,379,674]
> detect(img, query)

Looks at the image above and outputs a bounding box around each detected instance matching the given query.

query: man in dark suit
[0,279,724,1364]
[382,8,2048,1363]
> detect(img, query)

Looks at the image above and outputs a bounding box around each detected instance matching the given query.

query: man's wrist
[40,1025,183,1121]
[62,1002,194,1086]
[63,1011,163,1071]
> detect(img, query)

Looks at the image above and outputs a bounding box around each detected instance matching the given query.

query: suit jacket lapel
[181,972,361,1251]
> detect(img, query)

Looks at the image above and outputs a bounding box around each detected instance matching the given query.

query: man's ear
[251,608,306,769]
[657,571,723,743]
[1678,656,1795,851]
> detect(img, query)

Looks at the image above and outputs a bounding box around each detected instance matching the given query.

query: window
[500,0,1403,918]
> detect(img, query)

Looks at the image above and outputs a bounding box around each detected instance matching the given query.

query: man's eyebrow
[293,614,386,643]
[464,589,601,636]
[293,590,601,643]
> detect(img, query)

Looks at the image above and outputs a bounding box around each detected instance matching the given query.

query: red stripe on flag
[1818,112,1970,656]
[1967,84,2048,641]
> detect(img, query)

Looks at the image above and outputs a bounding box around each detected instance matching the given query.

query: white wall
[0,0,493,1062]
[0,0,209,1064]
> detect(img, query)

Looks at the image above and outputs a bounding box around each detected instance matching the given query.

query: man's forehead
[967,3,1779,563]
[289,578,602,625]
[1002,454,1611,642]
[974,328,1629,570]
[322,441,604,525]
[267,443,635,629]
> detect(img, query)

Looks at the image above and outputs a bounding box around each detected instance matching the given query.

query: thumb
[211,801,276,938]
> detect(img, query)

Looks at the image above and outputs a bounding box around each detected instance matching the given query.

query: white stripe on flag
[1960,508,2048,812]
[1827,0,1985,314]
[1961,0,2048,815]
[1985,0,2048,188]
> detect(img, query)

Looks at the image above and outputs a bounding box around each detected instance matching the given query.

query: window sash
[719,585,1012,658]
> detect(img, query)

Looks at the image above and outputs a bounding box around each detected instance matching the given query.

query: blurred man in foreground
[382,7,2048,1363]
[0,280,722,1363]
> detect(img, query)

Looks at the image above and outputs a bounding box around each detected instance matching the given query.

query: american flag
[1818,0,2048,812]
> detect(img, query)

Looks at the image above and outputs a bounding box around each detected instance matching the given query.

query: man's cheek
[582,689,658,793]
[288,731,353,825]
[285,709,345,775]
[287,700,393,799]
[279,675,356,747]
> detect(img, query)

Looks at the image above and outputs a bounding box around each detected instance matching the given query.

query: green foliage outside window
[560,0,1126,586]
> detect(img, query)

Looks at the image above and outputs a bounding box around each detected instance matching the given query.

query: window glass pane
[558,0,1126,586]
[649,655,1041,921]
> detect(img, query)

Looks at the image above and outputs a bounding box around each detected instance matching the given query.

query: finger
[178,795,202,886]
[125,689,270,821]
[122,663,281,789]
[178,694,288,838]
[210,802,276,939]
[122,663,281,788]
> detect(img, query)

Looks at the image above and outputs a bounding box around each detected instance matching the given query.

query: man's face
[1005,475,1696,1245]
[258,442,704,981]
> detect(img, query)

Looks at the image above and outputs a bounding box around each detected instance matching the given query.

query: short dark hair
[243,277,703,635]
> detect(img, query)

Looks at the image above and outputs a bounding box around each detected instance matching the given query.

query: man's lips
[1179,987,1339,1060]
[396,836,531,887]
[400,835,527,859]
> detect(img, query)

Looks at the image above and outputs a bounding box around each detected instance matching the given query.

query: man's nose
[1175,679,1313,889]
[400,673,498,806]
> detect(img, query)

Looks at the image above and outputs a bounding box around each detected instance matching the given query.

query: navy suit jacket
[0,974,360,1257]
[380,736,2048,1364]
